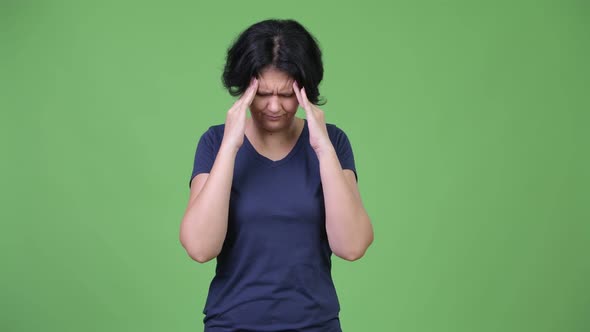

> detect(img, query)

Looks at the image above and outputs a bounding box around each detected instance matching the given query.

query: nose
[267,95,281,113]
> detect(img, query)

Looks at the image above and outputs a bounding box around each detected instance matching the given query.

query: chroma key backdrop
[1,1,588,331]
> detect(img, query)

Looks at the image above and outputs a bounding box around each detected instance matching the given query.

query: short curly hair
[222,19,325,105]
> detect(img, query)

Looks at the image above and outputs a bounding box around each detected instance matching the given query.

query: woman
[180,19,373,332]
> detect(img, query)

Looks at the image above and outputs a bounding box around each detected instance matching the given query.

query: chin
[256,115,295,131]
[261,121,287,132]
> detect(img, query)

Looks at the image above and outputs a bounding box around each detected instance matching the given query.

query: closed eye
[257,92,294,98]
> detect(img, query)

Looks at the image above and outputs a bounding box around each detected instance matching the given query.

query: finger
[234,78,257,109]
[292,81,304,108]
[242,78,258,107]
[301,87,311,110]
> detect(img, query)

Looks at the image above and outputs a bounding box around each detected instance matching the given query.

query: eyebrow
[257,89,294,94]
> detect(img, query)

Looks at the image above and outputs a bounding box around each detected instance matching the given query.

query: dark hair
[222,19,325,105]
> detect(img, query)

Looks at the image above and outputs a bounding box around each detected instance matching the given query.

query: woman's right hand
[221,78,259,151]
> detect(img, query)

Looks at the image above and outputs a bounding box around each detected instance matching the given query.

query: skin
[245,67,304,159]
[180,66,374,263]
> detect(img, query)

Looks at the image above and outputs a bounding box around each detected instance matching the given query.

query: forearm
[180,144,238,262]
[318,147,373,261]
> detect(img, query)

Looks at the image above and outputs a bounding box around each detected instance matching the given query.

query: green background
[2,0,588,331]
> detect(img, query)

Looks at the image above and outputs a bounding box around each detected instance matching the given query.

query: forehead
[257,67,294,92]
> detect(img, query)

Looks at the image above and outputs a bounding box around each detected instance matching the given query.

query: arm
[180,144,238,263]
[179,78,259,263]
[292,81,374,261]
[318,147,374,261]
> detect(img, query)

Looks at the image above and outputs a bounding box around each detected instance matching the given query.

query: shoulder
[326,122,346,136]
[326,123,351,145]
[195,124,225,151]
[325,122,357,175]
[205,123,225,135]
[200,123,225,141]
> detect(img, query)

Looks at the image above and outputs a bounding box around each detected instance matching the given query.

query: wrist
[219,141,240,156]
[315,143,337,160]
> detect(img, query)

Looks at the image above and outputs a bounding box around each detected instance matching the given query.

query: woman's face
[249,66,299,132]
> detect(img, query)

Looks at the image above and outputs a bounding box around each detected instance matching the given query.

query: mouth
[264,114,282,121]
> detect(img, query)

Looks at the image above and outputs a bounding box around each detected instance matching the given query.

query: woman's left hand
[293,81,332,155]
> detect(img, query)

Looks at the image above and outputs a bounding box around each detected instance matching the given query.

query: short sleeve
[329,125,358,182]
[188,127,220,188]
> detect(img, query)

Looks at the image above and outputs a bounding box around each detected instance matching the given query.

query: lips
[265,114,282,121]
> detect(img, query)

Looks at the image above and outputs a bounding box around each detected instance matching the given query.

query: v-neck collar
[243,119,308,168]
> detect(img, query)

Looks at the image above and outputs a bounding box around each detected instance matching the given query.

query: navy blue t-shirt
[189,119,357,332]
